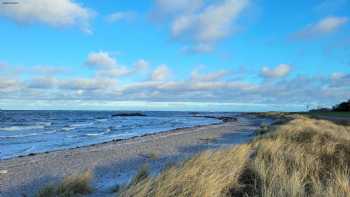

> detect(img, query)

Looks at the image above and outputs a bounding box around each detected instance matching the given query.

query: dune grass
[120,116,350,197]
[36,171,92,197]
[131,164,150,186]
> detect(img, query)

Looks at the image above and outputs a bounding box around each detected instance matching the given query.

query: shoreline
[0,114,272,197]
[1,118,224,161]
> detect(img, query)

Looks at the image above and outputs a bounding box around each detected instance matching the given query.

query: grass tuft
[36,171,92,197]
[131,164,150,185]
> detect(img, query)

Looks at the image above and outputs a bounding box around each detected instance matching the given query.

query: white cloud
[261,64,291,78]
[27,77,57,89]
[190,81,255,91]
[106,11,136,23]
[85,52,148,78]
[97,67,131,78]
[1,61,349,111]
[152,0,203,19]
[151,64,170,81]
[179,0,248,41]
[331,72,346,80]
[59,78,117,91]
[313,17,348,33]
[86,51,117,68]
[191,69,231,81]
[0,0,94,33]
[120,80,256,96]
[0,77,22,93]
[153,0,249,53]
[134,59,149,70]
[295,16,348,39]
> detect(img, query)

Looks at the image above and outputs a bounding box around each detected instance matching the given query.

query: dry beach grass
[119,116,350,197]
[36,171,92,197]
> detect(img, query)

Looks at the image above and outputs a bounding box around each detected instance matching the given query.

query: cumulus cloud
[0,0,94,33]
[295,16,348,39]
[85,51,148,78]
[134,59,149,70]
[261,64,292,78]
[86,51,117,68]
[151,64,171,81]
[106,11,136,23]
[152,0,249,53]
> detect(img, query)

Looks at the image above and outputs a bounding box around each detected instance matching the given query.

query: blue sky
[0,0,349,111]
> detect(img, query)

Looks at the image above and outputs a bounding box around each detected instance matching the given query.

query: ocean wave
[43,130,58,135]
[62,127,75,132]
[71,122,94,128]
[0,132,42,138]
[0,125,45,132]
[85,128,112,136]
[96,118,108,122]
[38,122,52,127]
[0,129,57,139]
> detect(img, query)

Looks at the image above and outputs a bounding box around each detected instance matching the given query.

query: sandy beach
[0,115,270,197]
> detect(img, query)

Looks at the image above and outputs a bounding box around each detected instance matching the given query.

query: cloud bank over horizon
[0,54,349,111]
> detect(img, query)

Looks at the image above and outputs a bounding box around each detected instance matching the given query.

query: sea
[0,111,237,159]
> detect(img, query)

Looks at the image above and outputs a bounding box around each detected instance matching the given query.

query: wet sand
[0,115,270,197]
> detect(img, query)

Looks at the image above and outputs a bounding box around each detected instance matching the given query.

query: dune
[120,116,350,197]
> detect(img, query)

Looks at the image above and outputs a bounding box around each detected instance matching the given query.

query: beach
[0,115,270,197]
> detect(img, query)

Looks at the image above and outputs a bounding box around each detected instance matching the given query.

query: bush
[333,99,350,112]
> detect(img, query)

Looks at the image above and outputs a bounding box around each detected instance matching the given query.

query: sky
[0,0,349,111]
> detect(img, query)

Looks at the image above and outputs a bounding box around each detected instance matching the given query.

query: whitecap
[86,128,112,136]
[43,130,57,135]
[86,133,101,136]
[0,125,45,132]
[71,122,94,128]
[62,127,75,132]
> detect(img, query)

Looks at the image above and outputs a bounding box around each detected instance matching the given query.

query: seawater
[0,111,236,159]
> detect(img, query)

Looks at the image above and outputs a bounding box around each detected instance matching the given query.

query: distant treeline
[310,99,350,112]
